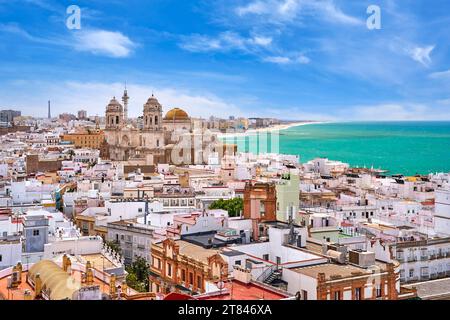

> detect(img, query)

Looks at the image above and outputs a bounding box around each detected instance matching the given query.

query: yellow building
[74,214,107,238]
[61,130,105,149]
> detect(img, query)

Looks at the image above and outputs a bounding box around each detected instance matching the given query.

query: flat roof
[175,240,220,264]
[403,278,450,300]
[197,280,289,300]
[291,263,377,281]
[181,233,229,249]
[220,249,245,257]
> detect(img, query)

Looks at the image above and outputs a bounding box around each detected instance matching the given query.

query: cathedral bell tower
[105,97,124,130]
[122,86,129,123]
[143,94,162,131]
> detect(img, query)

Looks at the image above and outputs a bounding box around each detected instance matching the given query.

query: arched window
[116,115,119,124]
[149,117,153,125]
[155,116,158,125]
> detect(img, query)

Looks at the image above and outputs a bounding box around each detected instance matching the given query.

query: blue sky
[1,0,450,120]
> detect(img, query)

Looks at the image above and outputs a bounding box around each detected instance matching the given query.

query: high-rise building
[0,109,21,124]
[78,110,87,120]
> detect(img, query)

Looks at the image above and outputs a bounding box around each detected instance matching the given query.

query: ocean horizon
[222,121,450,176]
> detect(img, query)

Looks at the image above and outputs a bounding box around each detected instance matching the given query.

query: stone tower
[143,94,162,131]
[122,87,129,123]
[105,97,124,130]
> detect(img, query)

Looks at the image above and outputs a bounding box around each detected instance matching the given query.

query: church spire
[122,82,129,122]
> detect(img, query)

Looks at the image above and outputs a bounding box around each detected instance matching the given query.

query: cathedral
[101,89,233,164]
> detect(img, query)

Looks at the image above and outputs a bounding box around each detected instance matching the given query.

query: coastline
[217,121,327,138]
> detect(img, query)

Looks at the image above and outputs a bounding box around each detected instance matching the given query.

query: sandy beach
[217,121,326,138]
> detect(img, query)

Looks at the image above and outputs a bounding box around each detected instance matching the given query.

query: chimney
[35,274,42,297]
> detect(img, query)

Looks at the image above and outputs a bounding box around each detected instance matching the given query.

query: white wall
[283,268,317,299]
[0,241,22,269]
[43,235,103,259]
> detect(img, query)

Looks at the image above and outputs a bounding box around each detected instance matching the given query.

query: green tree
[125,256,150,292]
[209,197,243,217]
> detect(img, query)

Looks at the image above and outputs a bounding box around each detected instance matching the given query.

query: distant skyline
[1,0,450,120]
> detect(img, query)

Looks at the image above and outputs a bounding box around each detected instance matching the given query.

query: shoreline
[217,121,327,138]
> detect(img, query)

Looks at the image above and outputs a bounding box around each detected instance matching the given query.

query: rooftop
[403,278,450,300]
[291,263,384,281]
[197,280,290,300]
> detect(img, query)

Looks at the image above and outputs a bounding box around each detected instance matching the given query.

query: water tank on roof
[327,250,346,264]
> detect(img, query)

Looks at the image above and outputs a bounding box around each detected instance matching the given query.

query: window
[189,272,194,285]
[376,285,382,298]
[263,254,269,261]
[167,263,172,277]
[197,276,202,289]
[0,254,2,262]
[421,267,429,277]
[355,287,362,300]
[138,208,143,213]
[409,269,414,278]
[33,229,40,236]
[181,269,186,282]
[334,291,341,300]
[235,260,241,266]
[301,290,308,300]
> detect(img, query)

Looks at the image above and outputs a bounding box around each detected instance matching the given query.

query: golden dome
[164,108,190,121]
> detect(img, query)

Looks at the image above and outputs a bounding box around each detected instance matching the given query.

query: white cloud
[343,103,450,121]
[0,24,136,58]
[179,31,272,53]
[250,36,273,47]
[72,29,136,58]
[429,69,450,79]
[235,0,362,26]
[236,1,270,16]
[1,81,244,119]
[263,54,310,65]
[407,45,434,66]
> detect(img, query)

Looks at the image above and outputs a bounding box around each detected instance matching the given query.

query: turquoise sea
[223,122,450,176]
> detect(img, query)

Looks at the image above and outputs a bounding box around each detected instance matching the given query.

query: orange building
[243,181,277,240]
[61,130,105,149]
[149,238,228,295]
[287,262,403,300]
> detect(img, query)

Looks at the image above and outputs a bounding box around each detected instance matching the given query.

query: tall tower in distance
[47,100,51,119]
[122,84,129,123]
